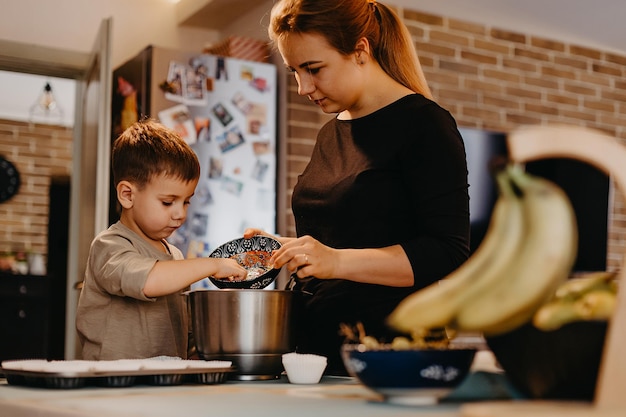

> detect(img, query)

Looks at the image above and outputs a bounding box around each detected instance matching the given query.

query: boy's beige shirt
[76,222,190,360]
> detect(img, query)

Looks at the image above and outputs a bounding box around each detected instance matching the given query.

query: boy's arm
[142,258,246,297]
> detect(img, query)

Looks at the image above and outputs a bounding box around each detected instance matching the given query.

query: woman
[246,0,470,374]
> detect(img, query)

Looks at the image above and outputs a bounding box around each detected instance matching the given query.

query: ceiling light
[29,82,64,123]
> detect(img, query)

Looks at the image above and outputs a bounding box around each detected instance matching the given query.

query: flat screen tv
[460,127,609,272]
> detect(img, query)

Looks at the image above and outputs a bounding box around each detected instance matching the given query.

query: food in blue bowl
[207,236,282,289]
[341,343,476,405]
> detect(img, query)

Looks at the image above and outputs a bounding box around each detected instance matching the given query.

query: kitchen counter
[0,351,524,417]
[0,375,464,417]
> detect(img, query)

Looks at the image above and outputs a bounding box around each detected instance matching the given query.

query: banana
[454,165,578,336]
[533,272,618,330]
[387,168,526,333]
[554,271,617,301]
[533,289,617,331]
[577,289,617,319]
[532,301,582,331]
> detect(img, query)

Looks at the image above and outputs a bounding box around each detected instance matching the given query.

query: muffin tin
[1,359,234,389]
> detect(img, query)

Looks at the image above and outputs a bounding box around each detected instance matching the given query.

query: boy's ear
[117,180,135,209]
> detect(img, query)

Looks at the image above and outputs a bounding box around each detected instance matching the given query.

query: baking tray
[1,364,235,389]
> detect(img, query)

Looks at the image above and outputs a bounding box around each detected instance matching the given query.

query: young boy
[76,119,246,360]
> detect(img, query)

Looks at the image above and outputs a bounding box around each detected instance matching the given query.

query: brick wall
[0,119,73,260]
[280,6,626,271]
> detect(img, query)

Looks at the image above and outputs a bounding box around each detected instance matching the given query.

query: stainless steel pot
[186,289,297,380]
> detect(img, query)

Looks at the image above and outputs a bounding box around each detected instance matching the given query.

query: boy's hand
[213,259,247,281]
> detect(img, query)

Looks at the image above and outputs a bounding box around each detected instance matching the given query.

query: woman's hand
[243,228,293,245]
[242,230,413,286]
[242,227,274,239]
[269,235,339,279]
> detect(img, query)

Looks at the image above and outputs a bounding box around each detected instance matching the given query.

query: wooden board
[462,124,626,415]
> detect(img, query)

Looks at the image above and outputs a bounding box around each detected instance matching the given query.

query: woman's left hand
[269,235,338,280]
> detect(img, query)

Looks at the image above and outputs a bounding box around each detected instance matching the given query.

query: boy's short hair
[112,119,200,187]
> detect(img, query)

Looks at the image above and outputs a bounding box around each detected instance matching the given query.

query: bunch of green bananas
[387,164,578,337]
[532,271,617,331]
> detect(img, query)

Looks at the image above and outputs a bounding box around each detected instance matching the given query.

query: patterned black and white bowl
[207,236,282,289]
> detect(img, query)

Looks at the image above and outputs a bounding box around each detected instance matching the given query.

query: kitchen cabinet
[177,0,265,30]
[0,273,64,362]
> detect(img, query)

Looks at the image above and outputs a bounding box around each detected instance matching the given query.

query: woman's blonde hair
[268,0,433,99]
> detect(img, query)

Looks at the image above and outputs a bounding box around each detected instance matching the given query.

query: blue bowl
[341,344,476,405]
[207,236,282,289]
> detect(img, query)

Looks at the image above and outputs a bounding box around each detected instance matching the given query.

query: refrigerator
[111,46,278,288]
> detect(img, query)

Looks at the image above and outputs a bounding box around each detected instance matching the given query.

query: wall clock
[0,156,20,203]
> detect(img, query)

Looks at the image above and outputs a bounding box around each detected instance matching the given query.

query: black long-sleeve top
[290,94,470,374]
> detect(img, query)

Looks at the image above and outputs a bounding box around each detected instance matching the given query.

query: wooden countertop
[0,376,462,417]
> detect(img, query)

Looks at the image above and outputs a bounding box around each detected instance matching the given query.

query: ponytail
[374,3,433,99]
